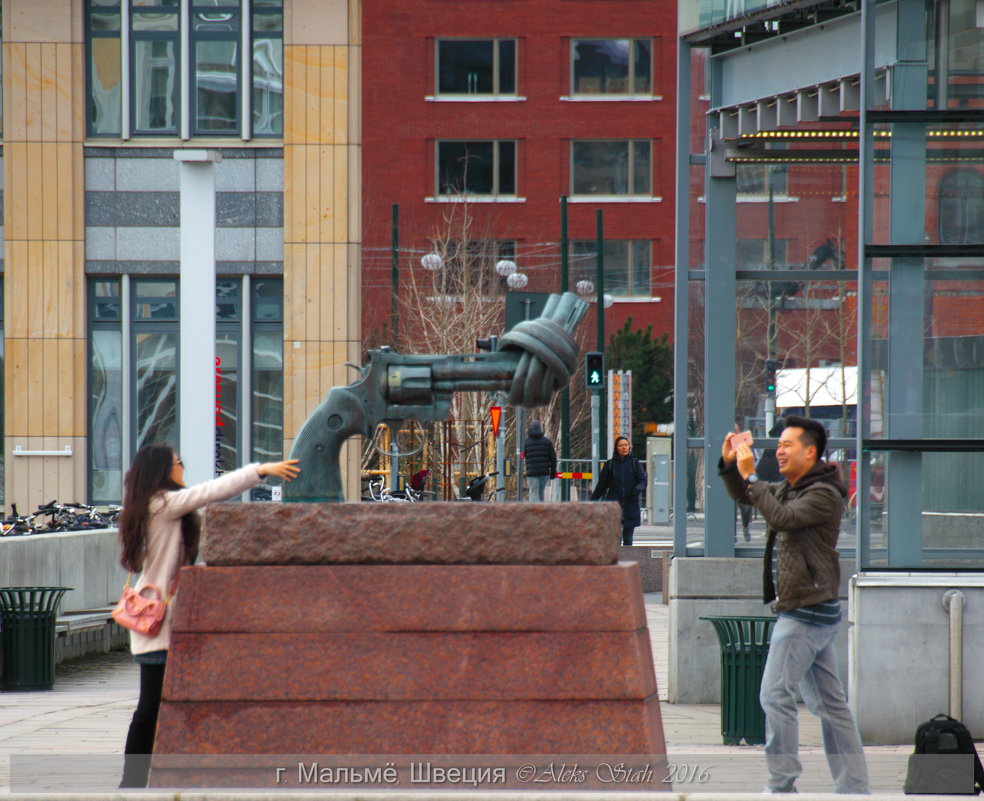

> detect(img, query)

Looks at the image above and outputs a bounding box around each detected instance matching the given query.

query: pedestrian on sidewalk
[591,436,646,545]
[719,416,869,795]
[117,444,300,788]
[522,420,556,502]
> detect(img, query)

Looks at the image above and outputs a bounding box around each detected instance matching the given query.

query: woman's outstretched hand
[258,459,301,482]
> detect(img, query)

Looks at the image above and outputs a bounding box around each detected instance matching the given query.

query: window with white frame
[571,140,650,196]
[436,39,517,96]
[570,240,651,296]
[571,38,651,96]
[85,0,283,139]
[437,141,516,196]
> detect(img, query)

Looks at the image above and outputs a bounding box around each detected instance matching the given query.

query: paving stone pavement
[0,595,920,794]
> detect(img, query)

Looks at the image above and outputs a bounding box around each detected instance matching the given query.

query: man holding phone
[718,416,868,795]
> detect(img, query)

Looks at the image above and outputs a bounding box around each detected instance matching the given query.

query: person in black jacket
[590,436,647,545]
[522,420,557,502]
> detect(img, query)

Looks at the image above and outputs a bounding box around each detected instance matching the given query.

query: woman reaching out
[117,444,299,787]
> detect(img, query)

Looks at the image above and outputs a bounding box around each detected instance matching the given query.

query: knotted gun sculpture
[285,292,589,502]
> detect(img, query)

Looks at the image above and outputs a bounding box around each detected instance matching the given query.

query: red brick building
[361,0,678,347]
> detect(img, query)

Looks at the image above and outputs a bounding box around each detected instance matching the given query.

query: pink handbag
[112,576,172,636]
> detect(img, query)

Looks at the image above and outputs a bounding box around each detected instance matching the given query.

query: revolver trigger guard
[372,420,426,460]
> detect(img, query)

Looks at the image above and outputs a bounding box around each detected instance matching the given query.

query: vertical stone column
[2,2,86,509]
[282,0,362,498]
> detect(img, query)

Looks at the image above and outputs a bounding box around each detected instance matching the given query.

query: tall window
[89,280,124,502]
[191,1,240,134]
[571,38,651,95]
[938,168,984,244]
[85,0,283,138]
[132,2,180,135]
[571,140,651,196]
[437,39,516,96]
[87,276,284,502]
[571,240,651,296]
[250,278,284,499]
[132,279,180,449]
[87,1,123,136]
[437,141,516,196]
[252,1,284,135]
[215,279,242,473]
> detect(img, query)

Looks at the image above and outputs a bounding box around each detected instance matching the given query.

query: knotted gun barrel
[285,292,588,502]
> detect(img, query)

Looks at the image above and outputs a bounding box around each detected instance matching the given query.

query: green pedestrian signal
[765,358,777,396]
[585,352,605,389]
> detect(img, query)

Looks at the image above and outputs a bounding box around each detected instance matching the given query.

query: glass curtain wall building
[675,0,984,569]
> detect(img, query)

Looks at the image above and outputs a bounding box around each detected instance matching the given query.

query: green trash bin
[700,615,776,745]
[0,587,72,691]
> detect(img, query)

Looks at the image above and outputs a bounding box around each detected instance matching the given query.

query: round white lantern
[421,253,443,271]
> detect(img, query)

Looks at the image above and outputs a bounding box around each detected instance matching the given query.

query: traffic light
[765,358,778,396]
[585,351,605,389]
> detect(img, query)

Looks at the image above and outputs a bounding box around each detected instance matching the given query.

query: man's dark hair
[782,415,827,460]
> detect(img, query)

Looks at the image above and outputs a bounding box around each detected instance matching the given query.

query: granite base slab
[201,501,621,565]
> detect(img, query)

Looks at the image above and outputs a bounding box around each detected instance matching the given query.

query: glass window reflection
[135,332,178,451]
[573,38,652,95]
[195,40,239,132]
[133,39,178,133]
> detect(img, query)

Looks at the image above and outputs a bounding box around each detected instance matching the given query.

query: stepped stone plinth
[150,502,667,790]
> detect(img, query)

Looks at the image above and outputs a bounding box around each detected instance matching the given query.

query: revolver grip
[283,386,370,502]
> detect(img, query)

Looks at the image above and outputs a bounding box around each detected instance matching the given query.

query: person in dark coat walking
[522,420,557,502]
[590,436,647,545]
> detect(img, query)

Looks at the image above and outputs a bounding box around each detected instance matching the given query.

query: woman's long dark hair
[118,443,200,573]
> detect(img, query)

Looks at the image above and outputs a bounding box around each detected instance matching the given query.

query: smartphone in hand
[732,430,753,449]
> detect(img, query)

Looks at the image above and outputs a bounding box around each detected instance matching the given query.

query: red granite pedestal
[150,503,667,790]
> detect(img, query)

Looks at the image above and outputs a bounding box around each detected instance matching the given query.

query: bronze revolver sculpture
[284,292,589,502]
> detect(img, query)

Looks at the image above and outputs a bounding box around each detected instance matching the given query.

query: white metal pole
[175,149,221,488]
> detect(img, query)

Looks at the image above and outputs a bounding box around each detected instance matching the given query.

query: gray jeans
[759,615,869,794]
[527,474,549,502]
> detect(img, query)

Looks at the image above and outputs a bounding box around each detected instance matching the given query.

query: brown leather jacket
[720,459,847,612]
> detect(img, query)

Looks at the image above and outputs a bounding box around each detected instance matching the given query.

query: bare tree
[364,195,591,499]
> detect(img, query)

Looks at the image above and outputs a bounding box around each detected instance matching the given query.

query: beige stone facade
[1,0,362,509]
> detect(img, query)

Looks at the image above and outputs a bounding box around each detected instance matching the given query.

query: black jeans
[120,661,166,788]
[621,525,635,546]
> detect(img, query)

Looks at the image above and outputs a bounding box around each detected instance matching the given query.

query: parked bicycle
[0,504,39,536]
[458,471,504,502]
[362,478,433,503]
[0,500,123,536]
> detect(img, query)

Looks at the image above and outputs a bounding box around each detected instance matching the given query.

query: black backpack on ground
[904,714,984,795]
